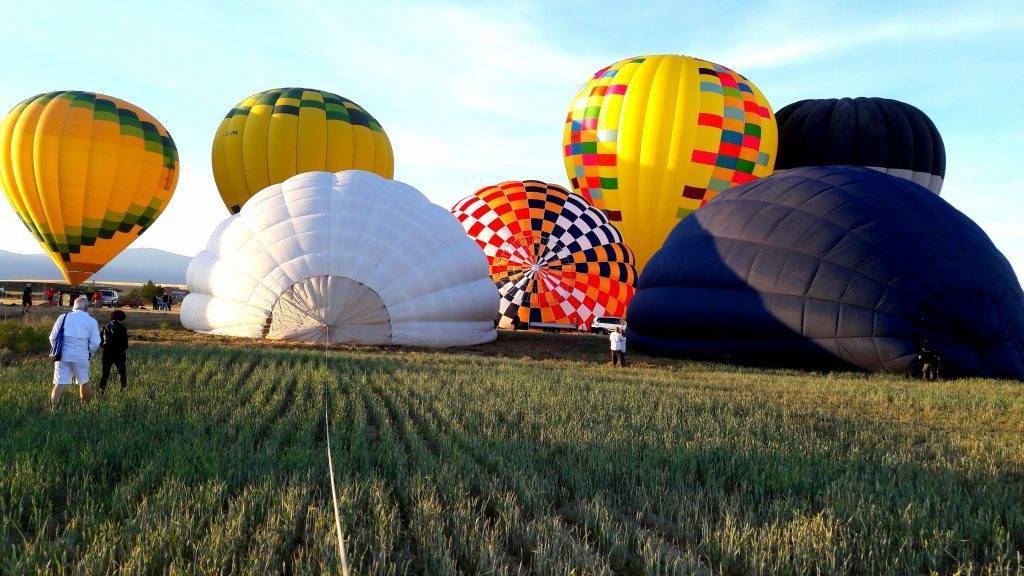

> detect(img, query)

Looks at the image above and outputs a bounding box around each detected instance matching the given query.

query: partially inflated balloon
[451,180,635,327]
[563,55,778,270]
[0,91,179,285]
[212,87,393,214]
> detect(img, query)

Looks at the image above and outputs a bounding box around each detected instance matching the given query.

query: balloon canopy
[181,170,498,348]
[563,54,778,271]
[628,166,1024,380]
[212,87,393,214]
[451,180,635,327]
[0,91,179,285]
[775,97,946,193]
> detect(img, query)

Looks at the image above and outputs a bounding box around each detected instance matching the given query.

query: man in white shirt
[49,296,101,410]
[609,327,627,367]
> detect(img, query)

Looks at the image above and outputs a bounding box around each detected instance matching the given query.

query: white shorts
[53,361,91,385]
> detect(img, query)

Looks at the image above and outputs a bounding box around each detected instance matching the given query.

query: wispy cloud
[717,4,1024,70]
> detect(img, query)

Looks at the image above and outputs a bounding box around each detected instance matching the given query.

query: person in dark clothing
[21,284,32,314]
[151,294,159,310]
[99,310,129,392]
[916,340,942,381]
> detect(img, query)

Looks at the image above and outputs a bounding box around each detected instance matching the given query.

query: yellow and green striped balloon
[0,91,179,285]
[212,87,394,214]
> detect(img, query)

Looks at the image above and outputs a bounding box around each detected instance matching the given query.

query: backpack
[49,313,67,362]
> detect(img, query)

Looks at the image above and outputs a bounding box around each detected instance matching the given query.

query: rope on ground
[323,325,351,576]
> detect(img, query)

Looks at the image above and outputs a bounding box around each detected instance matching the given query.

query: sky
[1,0,1022,275]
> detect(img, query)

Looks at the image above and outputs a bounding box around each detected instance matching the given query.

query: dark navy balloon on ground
[627,166,1024,379]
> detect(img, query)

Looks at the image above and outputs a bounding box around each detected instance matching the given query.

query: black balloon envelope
[776,97,946,193]
[627,166,1024,379]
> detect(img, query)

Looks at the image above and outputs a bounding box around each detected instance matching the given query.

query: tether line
[323,324,350,576]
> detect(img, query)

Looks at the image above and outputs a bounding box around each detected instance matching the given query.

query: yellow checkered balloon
[563,55,778,271]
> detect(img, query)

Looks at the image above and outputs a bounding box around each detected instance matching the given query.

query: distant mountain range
[0,248,191,285]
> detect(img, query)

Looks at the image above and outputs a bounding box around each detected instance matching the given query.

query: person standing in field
[49,296,101,410]
[21,283,33,315]
[609,326,627,367]
[99,310,129,393]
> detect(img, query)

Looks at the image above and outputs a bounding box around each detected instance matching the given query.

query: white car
[96,289,120,307]
[590,316,625,334]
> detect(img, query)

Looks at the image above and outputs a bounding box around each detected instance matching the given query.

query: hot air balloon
[0,91,179,285]
[627,166,1024,380]
[775,97,946,193]
[181,171,498,347]
[563,54,778,271]
[211,87,393,214]
[451,180,635,329]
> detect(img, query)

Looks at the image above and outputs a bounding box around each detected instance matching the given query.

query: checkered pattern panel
[452,181,636,326]
[686,61,773,206]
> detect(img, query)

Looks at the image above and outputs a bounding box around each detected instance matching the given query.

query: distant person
[21,284,33,315]
[92,290,103,308]
[609,326,627,367]
[45,287,55,304]
[162,293,172,311]
[917,341,942,381]
[49,296,101,410]
[151,294,159,311]
[99,310,129,393]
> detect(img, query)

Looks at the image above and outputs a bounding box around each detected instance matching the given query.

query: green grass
[1,335,1022,575]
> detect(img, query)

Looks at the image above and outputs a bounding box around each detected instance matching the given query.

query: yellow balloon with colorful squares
[0,91,179,285]
[563,55,778,271]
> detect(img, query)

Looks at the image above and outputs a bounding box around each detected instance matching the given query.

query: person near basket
[49,296,101,410]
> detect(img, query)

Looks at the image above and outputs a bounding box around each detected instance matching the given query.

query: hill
[0,247,191,284]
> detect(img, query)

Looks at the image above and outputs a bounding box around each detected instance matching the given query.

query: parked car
[590,316,625,334]
[96,289,120,307]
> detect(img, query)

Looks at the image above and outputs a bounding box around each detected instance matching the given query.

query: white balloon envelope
[180,170,499,347]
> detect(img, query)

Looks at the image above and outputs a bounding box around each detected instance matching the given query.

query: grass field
[1,310,1023,575]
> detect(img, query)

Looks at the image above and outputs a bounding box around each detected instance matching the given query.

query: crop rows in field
[1,341,1023,575]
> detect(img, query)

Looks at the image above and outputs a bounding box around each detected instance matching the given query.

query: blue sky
[1,0,1022,275]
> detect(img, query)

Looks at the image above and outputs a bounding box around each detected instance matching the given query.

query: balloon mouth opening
[264,275,392,345]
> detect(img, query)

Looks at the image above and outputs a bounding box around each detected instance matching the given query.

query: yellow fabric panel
[296,90,327,174]
[11,104,49,244]
[0,103,34,237]
[616,55,660,261]
[324,119,354,173]
[108,116,144,223]
[58,101,92,250]
[266,105,298,189]
[239,100,272,202]
[640,56,682,259]
[220,99,251,212]
[33,97,69,250]
[372,131,393,178]
[83,106,120,236]
[350,125,375,171]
